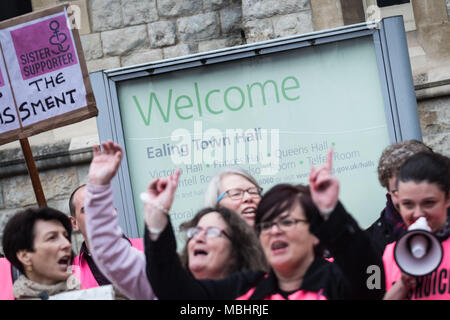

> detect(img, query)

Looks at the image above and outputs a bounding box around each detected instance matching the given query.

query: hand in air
[142,169,181,215]
[309,148,339,215]
[88,140,123,185]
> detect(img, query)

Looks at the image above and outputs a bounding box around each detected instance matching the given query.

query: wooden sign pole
[20,138,47,207]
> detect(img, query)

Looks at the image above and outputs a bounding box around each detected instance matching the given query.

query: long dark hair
[179,206,268,277]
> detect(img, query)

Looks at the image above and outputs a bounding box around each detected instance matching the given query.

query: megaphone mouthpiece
[394,226,443,277]
[409,217,431,232]
[409,234,428,259]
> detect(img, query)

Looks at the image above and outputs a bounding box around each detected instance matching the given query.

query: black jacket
[365,194,407,259]
[145,202,385,300]
[365,210,397,259]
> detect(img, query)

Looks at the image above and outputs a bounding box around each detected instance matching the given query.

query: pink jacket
[383,237,450,300]
[237,287,327,300]
[0,258,14,300]
[72,238,144,289]
[84,183,155,300]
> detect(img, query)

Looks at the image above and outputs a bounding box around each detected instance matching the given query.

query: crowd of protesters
[0,139,449,300]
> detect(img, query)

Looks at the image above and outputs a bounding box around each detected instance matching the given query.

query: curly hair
[179,207,269,278]
[377,140,432,190]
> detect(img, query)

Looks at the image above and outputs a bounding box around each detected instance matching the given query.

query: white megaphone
[394,217,443,277]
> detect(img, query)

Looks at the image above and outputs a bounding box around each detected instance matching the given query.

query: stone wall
[31,0,315,71]
[410,0,450,156]
[80,0,314,71]
[83,0,244,71]
[417,92,450,156]
[0,0,449,255]
[0,141,92,254]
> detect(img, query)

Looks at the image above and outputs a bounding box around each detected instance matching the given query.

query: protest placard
[0,46,21,142]
[0,3,97,145]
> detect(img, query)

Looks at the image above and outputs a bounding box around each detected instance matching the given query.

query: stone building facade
[0,0,449,253]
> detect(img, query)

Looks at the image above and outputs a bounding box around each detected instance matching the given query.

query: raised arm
[309,148,339,218]
[308,149,385,299]
[141,168,180,240]
[85,141,155,300]
[87,141,123,186]
[142,170,262,299]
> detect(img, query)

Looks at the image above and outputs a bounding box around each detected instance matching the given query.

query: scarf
[383,193,407,240]
[436,213,450,242]
[13,274,81,300]
[384,194,450,242]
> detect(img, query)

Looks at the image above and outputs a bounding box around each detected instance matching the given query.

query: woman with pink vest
[144,149,385,300]
[384,152,450,300]
[83,141,269,299]
[80,140,157,300]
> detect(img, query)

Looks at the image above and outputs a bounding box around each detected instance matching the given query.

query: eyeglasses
[186,226,230,240]
[257,218,308,235]
[216,187,263,202]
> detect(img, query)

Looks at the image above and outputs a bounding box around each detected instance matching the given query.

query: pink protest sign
[0,45,21,138]
[10,13,78,80]
[0,4,97,146]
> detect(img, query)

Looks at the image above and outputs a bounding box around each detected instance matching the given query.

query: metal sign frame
[90,16,421,237]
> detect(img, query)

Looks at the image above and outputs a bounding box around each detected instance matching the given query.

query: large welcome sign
[0,4,97,145]
[92,17,422,245]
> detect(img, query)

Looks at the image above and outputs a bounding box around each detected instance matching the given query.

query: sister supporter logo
[11,14,77,80]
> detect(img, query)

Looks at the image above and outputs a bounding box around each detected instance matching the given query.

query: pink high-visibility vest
[72,238,144,289]
[0,258,14,300]
[383,237,450,300]
[236,286,327,300]
[235,273,327,300]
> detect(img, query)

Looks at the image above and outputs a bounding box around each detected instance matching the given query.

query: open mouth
[194,249,208,256]
[271,241,288,252]
[241,207,256,216]
[57,256,70,269]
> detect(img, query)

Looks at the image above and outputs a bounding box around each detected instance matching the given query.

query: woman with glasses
[204,168,262,226]
[178,207,268,280]
[80,141,266,299]
[144,149,385,300]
